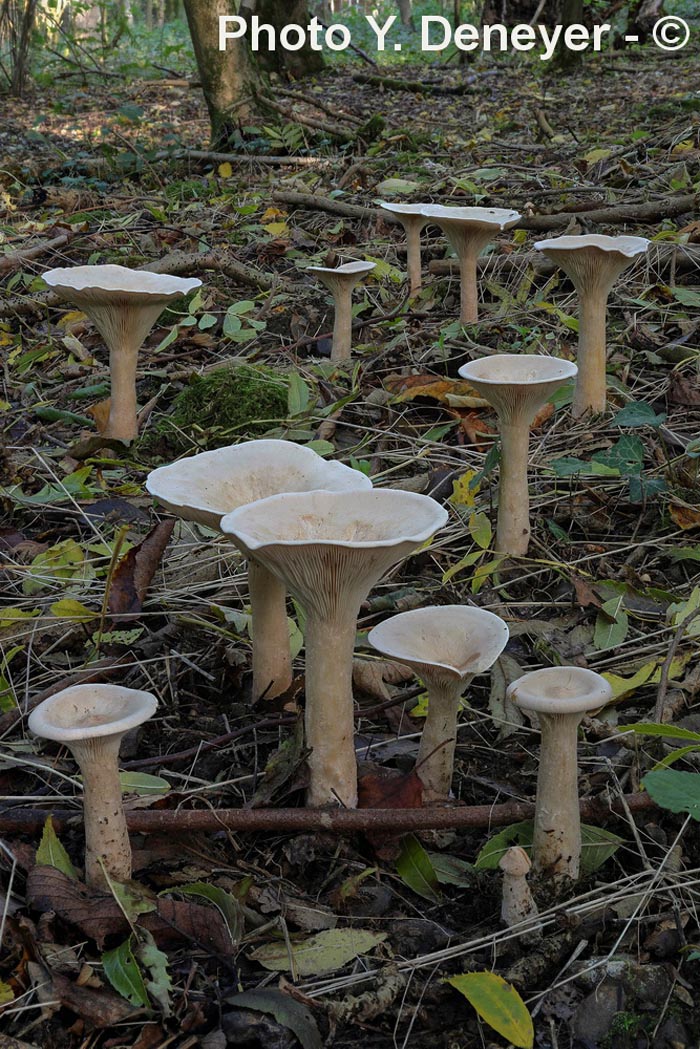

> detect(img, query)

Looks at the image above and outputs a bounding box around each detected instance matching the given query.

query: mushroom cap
[28,683,157,743]
[43,264,201,303]
[221,488,447,551]
[367,604,509,682]
[458,355,577,420]
[420,205,521,232]
[379,202,431,224]
[499,845,532,876]
[220,489,448,613]
[506,666,613,715]
[146,439,372,531]
[533,234,650,259]
[308,260,376,280]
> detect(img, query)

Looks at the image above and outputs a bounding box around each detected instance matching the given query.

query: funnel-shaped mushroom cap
[146,439,372,531]
[459,355,577,421]
[28,683,157,743]
[507,666,612,716]
[379,202,431,224]
[308,260,376,291]
[533,235,650,290]
[43,264,201,351]
[368,605,508,683]
[220,489,447,611]
[421,205,521,235]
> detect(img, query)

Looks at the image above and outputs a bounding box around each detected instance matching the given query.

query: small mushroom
[220,489,448,808]
[43,265,201,442]
[507,666,613,883]
[379,202,431,295]
[146,439,371,702]
[28,683,157,888]
[367,605,508,801]
[458,354,578,557]
[533,235,650,418]
[308,260,376,363]
[499,846,540,933]
[421,205,520,323]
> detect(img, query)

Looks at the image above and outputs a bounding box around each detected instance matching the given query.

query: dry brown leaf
[385,374,488,409]
[668,373,700,406]
[86,398,112,436]
[669,502,700,531]
[352,657,414,702]
[108,519,175,620]
[357,766,423,810]
[570,575,601,609]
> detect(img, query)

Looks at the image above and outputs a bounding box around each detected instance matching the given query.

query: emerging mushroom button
[368,605,508,800]
[533,234,650,418]
[43,264,201,443]
[421,205,521,324]
[507,666,613,882]
[28,683,157,888]
[146,440,372,703]
[220,489,448,809]
[459,355,578,557]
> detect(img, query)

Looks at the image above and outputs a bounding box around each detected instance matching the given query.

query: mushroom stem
[406,222,423,296]
[331,286,354,364]
[459,248,479,324]
[304,609,358,808]
[71,736,131,888]
[496,413,532,557]
[532,713,583,881]
[574,288,608,418]
[107,346,139,442]
[416,679,469,801]
[248,559,293,701]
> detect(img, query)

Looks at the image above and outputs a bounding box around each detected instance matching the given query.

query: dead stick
[0,793,655,836]
[0,232,74,275]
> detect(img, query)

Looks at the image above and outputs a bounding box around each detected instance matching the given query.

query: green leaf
[36,817,78,880]
[136,929,172,1016]
[49,598,97,621]
[613,401,666,428]
[619,722,700,743]
[102,936,150,1007]
[426,852,476,887]
[376,177,421,195]
[225,989,322,1049]
[447,972,534,1049]
[643,768,700,819]
[109,880,157,922]
[672,287,700,308]
[594,597,629,650]
[250,928,387,977]
[169,882,244,943]
[594,435,645,477]
[119,772,171,796]
[304,440,334,456]
[0,980,14,1005]
[396,834,441,901]
[287,372,311,416]
[469,511,492,551]
[475,821,620,874]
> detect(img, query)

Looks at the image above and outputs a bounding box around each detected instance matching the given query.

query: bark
[183,0,260,145]
[257,0,324,77]
[397,0,413,29]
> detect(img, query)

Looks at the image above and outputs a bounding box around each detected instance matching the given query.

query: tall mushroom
[421,205,520,323]
[146,440,371,702]
[28,683,157,888]
[459,354,578,557]
[507,666,613,883]
[367,605,508,801]
[379,203,430,295]
[533,235,650,418]
[220,489,448,808]
[43,264,201,442]
[308,261,376,363]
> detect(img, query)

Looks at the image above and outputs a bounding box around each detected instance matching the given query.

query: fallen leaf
[358,766,423,810]
[352,657,415,701]
[250,928,387,977]
[108,520,175,620]
[668,373,700,406]
[385,374,488,409]
[86,399,112,436]
[670,502,700,531]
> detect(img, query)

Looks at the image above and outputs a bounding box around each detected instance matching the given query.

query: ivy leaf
[447,972,534,1049]
[613,401,666,428]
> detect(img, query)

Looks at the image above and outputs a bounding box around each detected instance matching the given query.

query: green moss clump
[155,364,288,455]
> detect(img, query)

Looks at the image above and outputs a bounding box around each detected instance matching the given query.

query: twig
[0,233,74,275]
[654,607,700,722]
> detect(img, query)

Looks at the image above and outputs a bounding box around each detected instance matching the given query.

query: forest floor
[1,34,700,1049]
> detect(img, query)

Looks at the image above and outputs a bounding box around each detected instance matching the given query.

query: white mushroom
[220,489,448,808]
[458,355,578,557]
[367,605,508,801]
[28,683,157,887]
[507,666,613,883]
[421,205,520,323]
[308,261,376,363]
[379,202,431,295]
[533,235,650,418]
[499,846,540,934]
[43,264,201,442]
[146,440,371,701]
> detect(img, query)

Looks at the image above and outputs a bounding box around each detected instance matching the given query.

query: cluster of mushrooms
[29,203,638,913]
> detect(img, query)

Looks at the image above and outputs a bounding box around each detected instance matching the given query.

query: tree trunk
[397,0,413,29]
[256,0,324,78]
[183,0,261,145]
[9,0,39,97]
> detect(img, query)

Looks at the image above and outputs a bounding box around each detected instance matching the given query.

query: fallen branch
[272,190,378,221]
[0,232,74,276]
[262,97,355,143]
[146,250,290,292]
[517,193,697,231]
[0,792,655,836]
[352,72,478,95]
[182,149,333,167]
